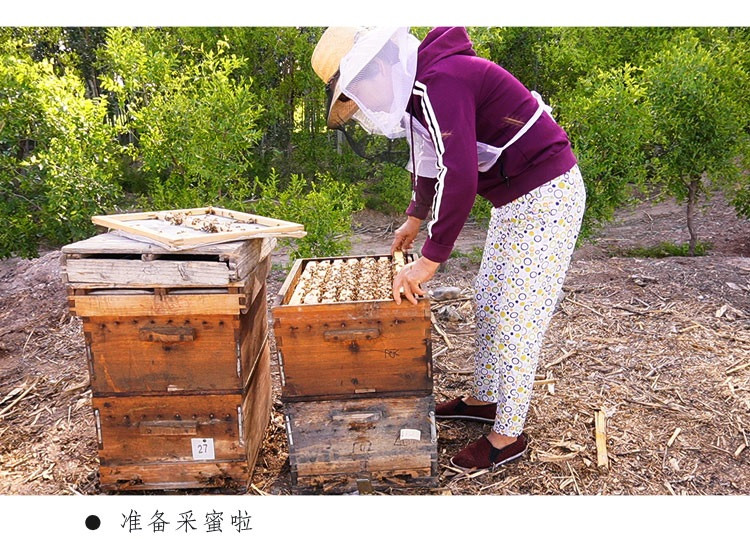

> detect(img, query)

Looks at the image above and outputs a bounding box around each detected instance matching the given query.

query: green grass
[621,241,711,258]
[450,245,485,265]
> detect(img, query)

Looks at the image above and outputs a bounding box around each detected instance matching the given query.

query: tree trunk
[687,178,699,256]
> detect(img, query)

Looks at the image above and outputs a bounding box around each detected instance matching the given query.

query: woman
[311,26,586,470]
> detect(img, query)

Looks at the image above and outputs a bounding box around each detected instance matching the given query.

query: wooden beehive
[284,394,438,493]
[272,254,438,493]
[61,232,275,491]
[94,342,271,491]
[272,254,433,401]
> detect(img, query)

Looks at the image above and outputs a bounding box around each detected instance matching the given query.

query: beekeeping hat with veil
[311,27,420,139]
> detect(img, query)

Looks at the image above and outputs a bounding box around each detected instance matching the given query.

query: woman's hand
[390,216,422,254]
[393,256,440,305]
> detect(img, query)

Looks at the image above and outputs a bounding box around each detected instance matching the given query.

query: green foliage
[2,26,749,259]
[160,27,351,181]
[363,163,412,213]
[620,241,711,258]
[644,32,749,198]
[248,169,364,260]
[0,27,108,98]
[450,245,484,265]
[470,197,493,227]
[98,28,263,205]
[642,31,750,250]
[469,27,680,101]
[0,51,121,258]
[557,64,653,238]
[469,27,552,95]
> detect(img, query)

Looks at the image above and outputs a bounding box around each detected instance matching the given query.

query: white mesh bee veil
[336,27,420,139]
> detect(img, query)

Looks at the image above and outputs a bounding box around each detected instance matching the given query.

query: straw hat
[311,27,362,129]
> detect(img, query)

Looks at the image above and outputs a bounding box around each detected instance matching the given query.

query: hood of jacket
[417,27,476,76]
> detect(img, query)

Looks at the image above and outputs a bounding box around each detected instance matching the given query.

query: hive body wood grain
[62,233,273,491]
[273,255,432,401]
[273,254,438,493]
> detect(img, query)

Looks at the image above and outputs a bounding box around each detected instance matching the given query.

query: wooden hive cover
[61,232,276,289]
[91,206,305,250]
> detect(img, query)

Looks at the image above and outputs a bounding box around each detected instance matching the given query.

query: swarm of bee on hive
[289,252,411,304]
[162,211,256,233]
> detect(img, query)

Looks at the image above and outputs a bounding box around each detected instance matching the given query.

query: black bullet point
[86,515,101,530]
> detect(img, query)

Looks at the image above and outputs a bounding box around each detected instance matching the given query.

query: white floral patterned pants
[473,164,586,436]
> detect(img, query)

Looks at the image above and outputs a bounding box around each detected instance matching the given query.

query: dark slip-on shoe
[435,396,496,424]
[450,433,529,471]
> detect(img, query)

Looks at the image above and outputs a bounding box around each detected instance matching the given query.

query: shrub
[98,28,263,207]
[245,169,364,261]
[557,64,653,238]
[0,51,121,257]
[621,241,711,258]
[364,163,412,214]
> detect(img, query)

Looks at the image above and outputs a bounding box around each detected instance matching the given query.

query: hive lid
[61,233,276,288]
[89,206,306,251]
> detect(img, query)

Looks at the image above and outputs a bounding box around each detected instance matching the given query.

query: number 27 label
[191,438,215,460]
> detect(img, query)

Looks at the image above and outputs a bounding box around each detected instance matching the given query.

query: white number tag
[191,438,215,460]
[399,429,421,441]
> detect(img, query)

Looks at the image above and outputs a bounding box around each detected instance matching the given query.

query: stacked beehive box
[61,232,275,491]
[272,253,438,493]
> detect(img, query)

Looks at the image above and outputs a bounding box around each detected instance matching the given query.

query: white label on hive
[400,429,421,441]
[191,438,215,460]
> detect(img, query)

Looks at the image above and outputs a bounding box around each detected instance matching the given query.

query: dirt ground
[1,193,748,496]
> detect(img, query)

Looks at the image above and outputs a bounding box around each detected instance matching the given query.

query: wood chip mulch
[1,197,748,495]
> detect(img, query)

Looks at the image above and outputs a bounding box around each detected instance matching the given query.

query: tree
[0,48,121,258]
[97,27,264,207]
[557,64,653,238]
[644,31,750,254]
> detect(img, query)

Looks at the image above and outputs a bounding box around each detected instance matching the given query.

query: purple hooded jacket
[405,27,578,263]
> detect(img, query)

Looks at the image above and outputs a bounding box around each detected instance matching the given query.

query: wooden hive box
[284,394,438,493]
[95,341,271,491]
[272,254,433,401]
[61,233,275,490]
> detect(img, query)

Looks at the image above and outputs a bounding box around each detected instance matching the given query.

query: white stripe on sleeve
[412,80,447,239]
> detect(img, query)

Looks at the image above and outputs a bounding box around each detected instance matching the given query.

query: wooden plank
[232,237,276,283]
[97,342,271,490]
[293,472,438,494]
[82,283,266,394]
[279,346,431,400]
[241,340,272,473]
[595,410,609,469]
[274,314,430,349]
[70,292,243,317]
[273,297,431,325]
[295,454,433,478]
[94,393,246,465]
[62,234,273,288]
[62,231,257,257]
[236,255,271,314]
[276,257,305,306]
[285,395,437,486]
[239,287,269,390]
[64,259,235,287]
[99,461,249,491]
